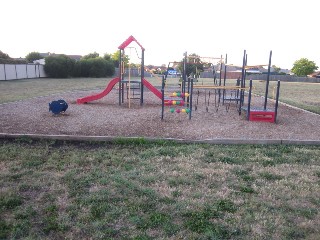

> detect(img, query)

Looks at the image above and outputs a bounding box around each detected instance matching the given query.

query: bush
[105,60,115,76]
[79,58,115,78]
[44,55,75,78]
[72,61,82,77]
[43,55,115,78]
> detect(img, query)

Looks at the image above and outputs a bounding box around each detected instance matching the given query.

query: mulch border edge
[1,133,319,145]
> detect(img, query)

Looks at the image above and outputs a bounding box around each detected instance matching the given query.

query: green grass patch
[0,193,23,210]
[239,185,256,194]
[0,218,11,239]
[183,201,239,238]
[259,172,284,181]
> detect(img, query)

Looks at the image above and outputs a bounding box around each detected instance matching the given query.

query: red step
[249,110,275,123]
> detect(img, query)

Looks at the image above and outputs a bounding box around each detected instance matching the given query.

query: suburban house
[307,71,320,78]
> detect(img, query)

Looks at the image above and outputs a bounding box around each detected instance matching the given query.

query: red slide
[142,78,162,99]
[77,77,120,104]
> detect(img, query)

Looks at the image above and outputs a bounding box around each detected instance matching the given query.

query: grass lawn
[250,81,320,114]
[1,139,320,239]
[0,77,163,104]
[0,78,112,104]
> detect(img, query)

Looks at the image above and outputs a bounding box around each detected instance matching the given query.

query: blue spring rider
[49,99,68,115]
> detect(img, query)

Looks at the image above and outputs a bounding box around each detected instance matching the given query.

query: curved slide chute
[142,78,162,99]
[77,77,120,104]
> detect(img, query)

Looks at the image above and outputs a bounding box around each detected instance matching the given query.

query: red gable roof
[118,35,145,50]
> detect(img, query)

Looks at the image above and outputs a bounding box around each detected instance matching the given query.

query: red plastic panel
[118,35,145,50]
[249,111,275,123]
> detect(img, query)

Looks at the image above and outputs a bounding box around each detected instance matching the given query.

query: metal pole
[141,49,144,105]
[161,75,165,120]
[264,50,272,110]
[219,55,222,86]
[121,50,125,104]
[238,50,246,114]
[128,54,131,109]
[247,79,253,121]
[218,55,223,103]
[274,80,281,123]
[118,49,122,105]
[183,52,187,96]
[183,55,187,97]
[189,77,193,120]
[242,54,248,106]
[222,54,227,104]
[187,75,190,103]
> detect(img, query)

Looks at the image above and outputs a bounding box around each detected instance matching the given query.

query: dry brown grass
[1,140,320,239]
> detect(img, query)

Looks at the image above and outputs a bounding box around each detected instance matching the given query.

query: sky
[2,0,319,70]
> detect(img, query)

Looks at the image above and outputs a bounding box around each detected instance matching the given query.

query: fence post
[4,64,7,80]
[15,64,18,79]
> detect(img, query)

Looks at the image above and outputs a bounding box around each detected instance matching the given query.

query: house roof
[308,71,320,77]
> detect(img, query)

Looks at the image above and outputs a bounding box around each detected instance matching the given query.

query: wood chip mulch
[1,88,319,141]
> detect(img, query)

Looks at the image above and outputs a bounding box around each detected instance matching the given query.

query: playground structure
[188,50,281,123]
[161,71,193,120]
[177,52,246,114]
[76,36,280,123]
[77,36,163,106]
[118,36,145,107]
[239,50,281,123]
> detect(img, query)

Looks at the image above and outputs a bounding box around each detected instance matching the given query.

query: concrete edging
[0,133,319,145]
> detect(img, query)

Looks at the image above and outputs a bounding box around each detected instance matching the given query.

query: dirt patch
[1,88,319,141]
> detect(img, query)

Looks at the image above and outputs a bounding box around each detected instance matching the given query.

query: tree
[0,50,26,64]
[0,50,10,59]
[26,52,42,63]
[82,52,100,60]
[111,51,129,67]
[103,53,112,61]
[177,53,204,77]
[272,65,281,73]
[291,58,318,76]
